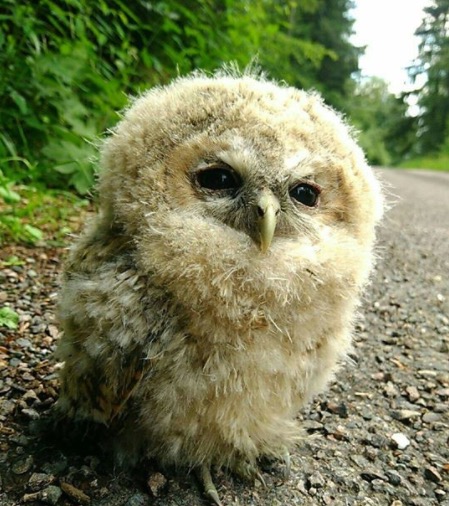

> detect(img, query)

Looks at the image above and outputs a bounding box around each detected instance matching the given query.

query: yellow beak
[257,192,280,253]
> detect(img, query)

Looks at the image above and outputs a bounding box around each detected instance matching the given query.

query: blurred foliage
[298,0,361,110]
[348,78,416,166]
[408,0,449,163]
[1,0,364,197]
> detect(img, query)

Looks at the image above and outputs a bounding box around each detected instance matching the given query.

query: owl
[55,69,383,505]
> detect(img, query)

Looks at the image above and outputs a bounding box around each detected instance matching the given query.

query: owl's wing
[56,228,158,425]
[57,338,151,424]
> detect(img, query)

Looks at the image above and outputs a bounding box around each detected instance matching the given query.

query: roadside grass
[0,185,91,247]
[398,155,449,171]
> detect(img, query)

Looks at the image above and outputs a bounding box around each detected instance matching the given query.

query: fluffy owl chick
[55,70,383,504]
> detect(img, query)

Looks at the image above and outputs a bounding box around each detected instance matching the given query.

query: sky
[351,0,432,94]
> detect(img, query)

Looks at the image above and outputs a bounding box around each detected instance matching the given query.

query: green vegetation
[0,0,360,194]
[411,0,449,154]
[348,78,415,167]
[399,154,449,171]
[0,306,20,330]
[0,183,89,246]
[1,0,448,245]
[399,0,449,171]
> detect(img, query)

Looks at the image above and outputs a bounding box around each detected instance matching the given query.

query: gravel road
[0,168,448,506]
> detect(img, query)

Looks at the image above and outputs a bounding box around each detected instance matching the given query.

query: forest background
[1,0,449,245]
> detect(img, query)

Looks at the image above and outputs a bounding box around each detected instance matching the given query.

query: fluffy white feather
[55,70,383,503]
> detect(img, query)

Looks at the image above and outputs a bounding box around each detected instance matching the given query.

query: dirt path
[0,169,448,506]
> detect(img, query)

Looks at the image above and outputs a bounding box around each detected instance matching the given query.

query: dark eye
[196,166,242,191]
[289,183,320,207]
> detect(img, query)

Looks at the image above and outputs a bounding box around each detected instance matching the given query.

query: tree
[348,78,415,166]
[229,0,361,111]
[300,0,361,110]
[411,0,449,154]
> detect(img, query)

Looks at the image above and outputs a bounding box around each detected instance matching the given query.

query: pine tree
[302,0,361,110]
[412,0,449,153]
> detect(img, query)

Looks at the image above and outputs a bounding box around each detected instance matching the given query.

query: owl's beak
[257,192,280,253]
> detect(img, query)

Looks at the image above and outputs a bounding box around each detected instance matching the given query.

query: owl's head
[98,71,383,315]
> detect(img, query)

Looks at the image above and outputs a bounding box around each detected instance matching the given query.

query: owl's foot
[259,447,291,480]
[234,459,267,488]
[198,464,222,506]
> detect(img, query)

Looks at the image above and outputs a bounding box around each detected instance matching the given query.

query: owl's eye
[196,166,242,191]
[289,183,320,207]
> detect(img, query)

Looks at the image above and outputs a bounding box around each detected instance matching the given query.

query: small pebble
[434,489,446,500]
[21,408,40,420]
[391,410,421,422]
[325,401,348,418]
[405,386,420,402]
[0,399,16,416]
[147,472,168,497]
[422,412,441,423]
[384,382,399,397]
[16,338,32,348]
[308,471,325,489]
[28,472,54,491]
[42,454,68,474]
[435,388,449,398]
[22,390,38,403]
[361,409,373,420]
[12,455,34,475]
[60,482,91,504]
[126,492,150,506]
[42,486,63,505]
[302,420,324,432]
[46,324,59,338]
[391,433,410,450]
[434,402,448,413]
[385,471,402,486]
[360,470,386,482]
[424,466,442,483]
[369,434,388,449]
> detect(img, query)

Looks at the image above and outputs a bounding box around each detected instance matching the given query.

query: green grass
[398,155,449,171]
[0,185,91,247]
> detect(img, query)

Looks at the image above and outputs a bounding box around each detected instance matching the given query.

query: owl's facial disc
[256,191,280,253]
[192,162,282,252]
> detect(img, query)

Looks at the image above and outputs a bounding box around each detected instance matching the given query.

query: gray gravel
[0,168,448,505]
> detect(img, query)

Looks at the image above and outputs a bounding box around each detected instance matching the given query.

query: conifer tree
[412,0,449,153]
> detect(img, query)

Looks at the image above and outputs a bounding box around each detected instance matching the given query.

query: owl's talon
[256,470,267,488]
[198,465,222,506]
[282,449,291,480]
[234,459,266,486]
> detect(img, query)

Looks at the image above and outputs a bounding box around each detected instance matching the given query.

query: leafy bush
[0,0,244,193]
[0,0,157,193]
[1,0,362,194]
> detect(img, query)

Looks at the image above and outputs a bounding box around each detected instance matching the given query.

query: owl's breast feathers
[57,217,360,438]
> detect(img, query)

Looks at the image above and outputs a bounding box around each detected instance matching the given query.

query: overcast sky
[351,0,432,93]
